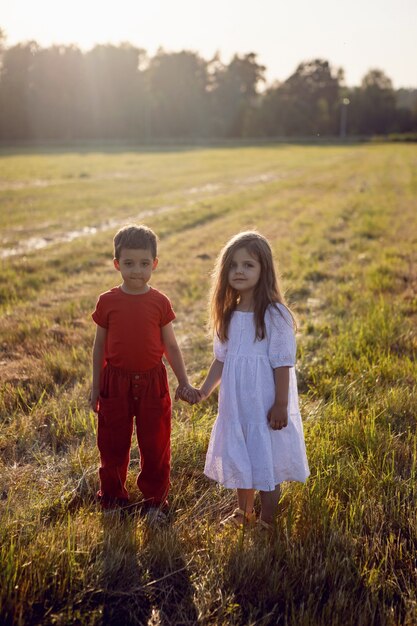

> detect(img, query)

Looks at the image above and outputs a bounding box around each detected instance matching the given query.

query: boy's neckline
[118,284,152,296]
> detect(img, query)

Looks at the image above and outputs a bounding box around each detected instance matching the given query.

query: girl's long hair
[209,231,294,341]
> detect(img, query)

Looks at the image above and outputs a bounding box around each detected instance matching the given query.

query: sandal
[220,508,255,528]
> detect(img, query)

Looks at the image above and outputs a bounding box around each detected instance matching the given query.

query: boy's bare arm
[161,322,199,402]
[90,325,107,413]
[161,322,188,384]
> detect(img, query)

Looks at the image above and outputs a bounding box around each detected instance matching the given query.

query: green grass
[0,142,416,625]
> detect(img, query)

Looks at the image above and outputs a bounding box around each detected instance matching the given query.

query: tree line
[0,38,416,141]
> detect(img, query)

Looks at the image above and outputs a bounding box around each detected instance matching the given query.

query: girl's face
[228,247,261,297]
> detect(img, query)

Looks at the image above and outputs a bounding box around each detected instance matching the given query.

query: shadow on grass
[218,497,407,626]
[98,513,150,625]
[142,526,199,626]
[98,513,198,626]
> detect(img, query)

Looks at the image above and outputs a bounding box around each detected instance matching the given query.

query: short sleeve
[92,296,108,329]
[267,304,296,368]
[160,295,176,327]
[213,333,228,362]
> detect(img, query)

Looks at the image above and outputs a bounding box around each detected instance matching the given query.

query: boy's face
[114,248,158,294]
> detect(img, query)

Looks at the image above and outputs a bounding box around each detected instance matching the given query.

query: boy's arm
[199,358,224,400]
[267,366,289,430]
[161,322,199,402]
[90,324,107,413]
[161,322,188,384]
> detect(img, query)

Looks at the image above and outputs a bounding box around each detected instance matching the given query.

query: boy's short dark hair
[113,224,158,260]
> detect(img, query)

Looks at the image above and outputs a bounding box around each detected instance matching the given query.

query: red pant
[97,361,171,508]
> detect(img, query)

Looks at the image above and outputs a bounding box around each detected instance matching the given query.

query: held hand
[189,387,203,404]
[175,382,201,405]
[180,386,211,404]
[267,403,288,430]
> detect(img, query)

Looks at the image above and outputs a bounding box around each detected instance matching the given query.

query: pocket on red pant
[157,368,170,399]
[98,395,131,428]
[144,390,172,415]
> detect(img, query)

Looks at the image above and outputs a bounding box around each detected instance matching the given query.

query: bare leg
[220,488,256,526]
[259,484,281,525]
[237,488,255,516]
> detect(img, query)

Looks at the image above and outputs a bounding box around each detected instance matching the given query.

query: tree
[144,50,210,138]
[84,44,147,139]
[348,69,396,135]
[29,45,87,140]
[0,42,38,139]
[261,59,342,136]
[209,53,266,137]
[0,37,414,141]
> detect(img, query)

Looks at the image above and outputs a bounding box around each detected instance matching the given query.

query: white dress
[204,304,309,491]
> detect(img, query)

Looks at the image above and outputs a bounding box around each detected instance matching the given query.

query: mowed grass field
[0,143,416,626]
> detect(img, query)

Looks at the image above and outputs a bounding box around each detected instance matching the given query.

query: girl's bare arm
[199,359,224,400]
[267,366,290,430]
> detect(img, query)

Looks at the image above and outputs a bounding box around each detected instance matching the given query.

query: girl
[198,231,309,529]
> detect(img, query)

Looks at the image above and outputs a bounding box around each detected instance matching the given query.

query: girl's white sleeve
[267,304,296,368]
[213,333,228,362]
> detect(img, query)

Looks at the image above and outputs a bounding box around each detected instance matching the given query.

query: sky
[1,0,416,89]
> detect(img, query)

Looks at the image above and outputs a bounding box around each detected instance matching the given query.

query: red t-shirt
[92,286,175,372]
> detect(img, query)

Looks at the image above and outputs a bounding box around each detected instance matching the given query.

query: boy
[90,224,197,521]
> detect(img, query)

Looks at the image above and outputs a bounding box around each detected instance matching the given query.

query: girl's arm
[90,324,107,413]
[267,366,290,430]
[199,359,224,400]
[161,322,200,403]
